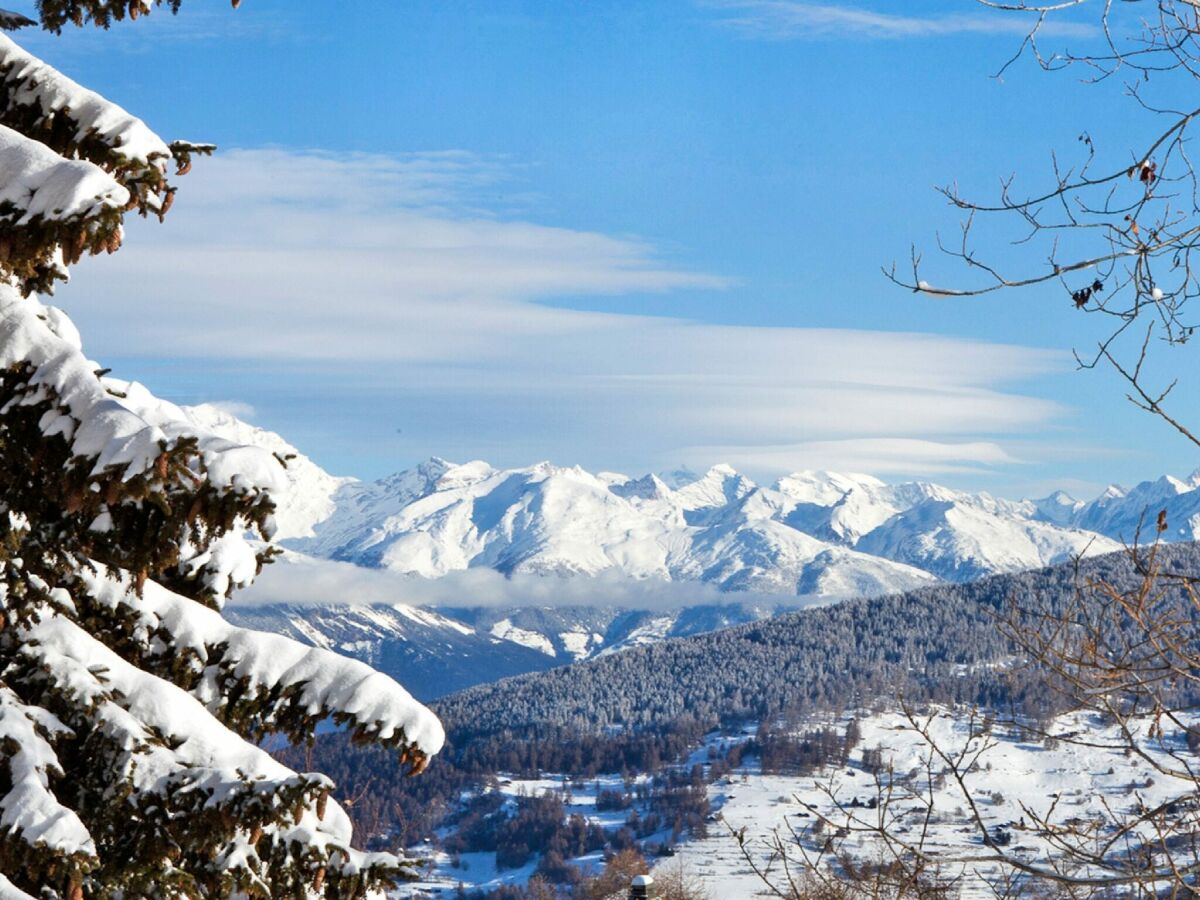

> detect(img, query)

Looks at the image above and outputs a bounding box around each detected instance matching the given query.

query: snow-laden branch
[82,567,445,766]
[13,606,421,888]
[0,35,209,290]
[0,686,93,859]
[0,33,171,171]
[0,284,285,494]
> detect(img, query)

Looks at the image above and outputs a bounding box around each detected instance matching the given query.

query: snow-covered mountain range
[186,403,1200,690]
[181,405,1200,595]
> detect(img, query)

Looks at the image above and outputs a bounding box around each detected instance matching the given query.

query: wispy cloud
[15,5,303,57]
[60,148,1067,482]
[677,438,1021,478]
[205,399,257,421]
[706,1,1094,41]
[71,148,726,362]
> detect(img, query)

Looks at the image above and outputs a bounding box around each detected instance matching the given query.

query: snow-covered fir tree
[0,3,443,897]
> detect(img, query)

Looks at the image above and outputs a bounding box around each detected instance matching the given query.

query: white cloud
[238,552,807,611]
[59,148,1067,481]
[205,399,257,421]
[705,1,1094,41]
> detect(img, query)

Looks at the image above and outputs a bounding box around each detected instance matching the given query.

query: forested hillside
[439,543,1200,740]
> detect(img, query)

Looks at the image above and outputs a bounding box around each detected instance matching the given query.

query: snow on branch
[0,286,286,497]
[82,567,446,768]
[0,35,211,289]
[0,686,94,865]
[12,606,416,888]
[0,122,126,290]
[0,122,125,220]
[0,286,293,603]
[0,34,171,170]
[20,613,291,788]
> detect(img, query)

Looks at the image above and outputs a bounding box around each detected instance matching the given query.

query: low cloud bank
[235,551,811,612]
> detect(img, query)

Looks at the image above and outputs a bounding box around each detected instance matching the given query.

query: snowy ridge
[1075,472,1200,542]
[272,454,1123,595]
[223,599,775,696]
[223,599,561,701]
[187,409,1200,676]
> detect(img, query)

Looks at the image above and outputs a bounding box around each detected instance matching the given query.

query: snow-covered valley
[679,709,1198,899]
[388,706,1198,897]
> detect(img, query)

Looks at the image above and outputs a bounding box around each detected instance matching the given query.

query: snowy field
[670,709,1198,898]
[392,707,1199,897]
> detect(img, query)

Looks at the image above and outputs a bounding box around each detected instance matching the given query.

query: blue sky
[25,0,1200,497]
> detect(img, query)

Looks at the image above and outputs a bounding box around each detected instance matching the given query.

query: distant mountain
[1074,473,1200,542]
[186,407,1200,595]
[444,602,781,661]
[276,453,1120,594]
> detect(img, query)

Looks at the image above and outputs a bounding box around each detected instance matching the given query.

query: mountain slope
[1073,473,1200,541]
[223,601,557,701]
[224,595,799,699]
[181,403,353,540]
[433,542,1200,739]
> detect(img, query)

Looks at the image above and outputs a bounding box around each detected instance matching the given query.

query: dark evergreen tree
[0,3,443,897]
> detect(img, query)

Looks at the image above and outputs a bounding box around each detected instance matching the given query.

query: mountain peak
[775,470,885,508]
[435,459,494,489]
[660,466,701,489]
[1161,474,1190,493]
[670,464,755,512]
